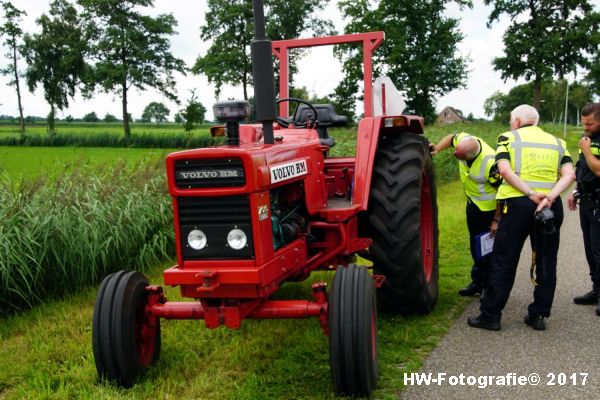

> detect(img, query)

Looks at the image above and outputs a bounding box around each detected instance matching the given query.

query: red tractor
[92,1,438,396]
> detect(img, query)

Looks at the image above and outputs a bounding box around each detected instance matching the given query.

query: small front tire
[329,264,378,397]
[92,270,161,388]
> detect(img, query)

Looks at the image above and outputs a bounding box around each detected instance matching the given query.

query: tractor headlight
[227,228,247,250]
[187,229,207,250]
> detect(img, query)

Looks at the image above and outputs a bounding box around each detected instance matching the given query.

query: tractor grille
[178,195,253,260]
[175,158,245,189]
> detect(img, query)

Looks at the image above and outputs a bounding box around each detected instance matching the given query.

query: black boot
[458,282,481,297]
[524,315,546,331]
[596,293,600,316]
[467,315,501,331]
[573,290,598,305]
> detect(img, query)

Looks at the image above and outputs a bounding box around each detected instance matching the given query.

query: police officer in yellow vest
[468,104,575,331]
[568,103,600,313]
[432,132,501,297]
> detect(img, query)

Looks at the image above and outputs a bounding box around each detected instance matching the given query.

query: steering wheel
[275,98,319,129]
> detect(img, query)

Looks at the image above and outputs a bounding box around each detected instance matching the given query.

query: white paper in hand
[478,232,495,258]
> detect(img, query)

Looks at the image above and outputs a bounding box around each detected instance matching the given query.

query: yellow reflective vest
[452,132,499,211]
[495,126,571,200]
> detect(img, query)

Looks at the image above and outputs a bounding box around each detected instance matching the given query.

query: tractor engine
[270,183,307,250]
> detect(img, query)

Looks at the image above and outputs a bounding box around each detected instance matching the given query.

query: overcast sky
[0,0,597,121]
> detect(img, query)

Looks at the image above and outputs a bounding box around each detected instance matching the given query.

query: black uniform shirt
[576,131,600,192]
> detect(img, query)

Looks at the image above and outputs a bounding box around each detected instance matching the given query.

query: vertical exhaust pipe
[251,0,276,145]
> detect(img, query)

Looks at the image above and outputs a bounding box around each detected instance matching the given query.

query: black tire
[366,133,439,315]
[329,264,378,397]
[92,270,161,388]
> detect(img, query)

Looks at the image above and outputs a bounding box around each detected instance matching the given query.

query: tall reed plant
[0,132,223,148]
[0,161,175,314]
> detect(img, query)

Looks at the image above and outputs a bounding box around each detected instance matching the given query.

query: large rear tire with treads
[366,133,439,314]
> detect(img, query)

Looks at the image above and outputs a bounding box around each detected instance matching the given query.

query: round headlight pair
[187,228,247,251]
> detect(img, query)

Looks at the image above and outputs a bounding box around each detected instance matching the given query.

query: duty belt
[579,192,600,212]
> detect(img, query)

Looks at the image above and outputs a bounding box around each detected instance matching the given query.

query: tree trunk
[47,103,56,136]
[122,81,130,137]
[12,38,25,138]
[242,72,248,101]
[532,77,542,111]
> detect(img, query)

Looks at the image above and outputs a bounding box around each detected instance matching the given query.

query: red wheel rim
[420,171,434,283]
[134,303,156,367]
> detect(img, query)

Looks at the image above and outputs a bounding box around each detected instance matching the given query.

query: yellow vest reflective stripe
[454,133,497,211]
[578,147,600,156]
[496,127,567,199]
[468,154,497,199]
[511,129,564,189]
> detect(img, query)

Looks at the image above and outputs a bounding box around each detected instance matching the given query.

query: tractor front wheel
[329,264,378,397]
[367,133,439,315]
[92,270,161,388]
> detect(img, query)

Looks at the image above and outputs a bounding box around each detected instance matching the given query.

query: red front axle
[145,282,329,333]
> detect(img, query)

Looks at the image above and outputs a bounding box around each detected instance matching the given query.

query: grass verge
[0,180,472,399]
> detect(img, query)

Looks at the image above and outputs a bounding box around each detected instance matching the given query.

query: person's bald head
[454,137,480,161]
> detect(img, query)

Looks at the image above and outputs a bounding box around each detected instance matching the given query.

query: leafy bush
[0,161,175,314]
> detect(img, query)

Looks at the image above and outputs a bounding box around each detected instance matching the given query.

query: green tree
[485,0,600,110]
[173,112,184,124]
[586,52,600,97]
[180,91,206,131]
[483,80,592,124]
[335,0,471,123]
[192,0,333,100]
[569,82,593,126]
[141,102,170,124]
[0,1,26,138]
[103,113,118,122]
[83,111,99,122]
[78,0,186,137]
[22,0,90,135]
[483,91,508,122]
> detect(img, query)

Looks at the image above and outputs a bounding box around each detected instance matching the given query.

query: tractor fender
[352,115,425,211]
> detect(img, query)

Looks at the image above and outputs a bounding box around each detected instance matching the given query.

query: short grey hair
[455,136,481,160]
[510,104,539,126]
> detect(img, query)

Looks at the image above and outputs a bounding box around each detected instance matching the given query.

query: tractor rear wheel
[329,264,378,397]
[92,270,161,388]
[367,133,439,315]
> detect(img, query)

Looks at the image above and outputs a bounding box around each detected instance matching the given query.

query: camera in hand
[535,207,555,235]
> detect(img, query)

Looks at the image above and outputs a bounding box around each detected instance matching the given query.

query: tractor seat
[294,104,348,148]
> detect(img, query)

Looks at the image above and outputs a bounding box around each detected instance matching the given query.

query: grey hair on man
[510,104,540,128]
[455,136,481,161]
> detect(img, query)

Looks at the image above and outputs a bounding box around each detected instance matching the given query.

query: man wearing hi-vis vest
[568,103,600,314]
[468,104,575,331]
[432,132,501,299]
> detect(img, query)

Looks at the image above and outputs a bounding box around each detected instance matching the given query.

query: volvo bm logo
[178,170,242,179]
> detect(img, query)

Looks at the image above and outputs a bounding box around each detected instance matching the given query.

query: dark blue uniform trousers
[579,202,600,291]
[466,200,495,290]
[480,196,563,323]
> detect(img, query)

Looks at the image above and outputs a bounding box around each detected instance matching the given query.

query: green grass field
[0,121,585,399]
[0,121,212,138]
[0,146,170,179]
[0,180,471,400]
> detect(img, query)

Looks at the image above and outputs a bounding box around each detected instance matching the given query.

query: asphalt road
[401,201,599,400]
